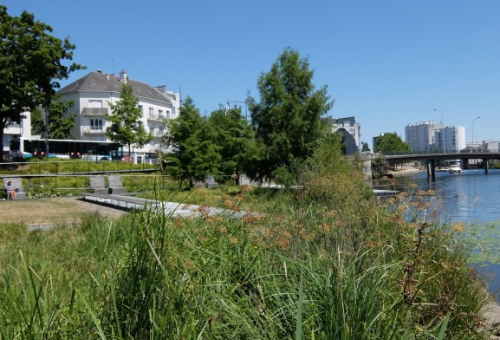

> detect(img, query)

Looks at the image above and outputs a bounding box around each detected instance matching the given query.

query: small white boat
[436,167,449,172]
[448,164,462,173]
[373,189,398,197]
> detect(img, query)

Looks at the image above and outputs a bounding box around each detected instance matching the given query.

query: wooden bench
[90,175,108,194]
[3,177,27,200]
[108,175,126,195]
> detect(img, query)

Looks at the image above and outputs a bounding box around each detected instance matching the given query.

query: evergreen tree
[362,142,371,152]
[106,83,152,157]
[248,47,333,183]
[207,105,255,179]
[165,97,221,187]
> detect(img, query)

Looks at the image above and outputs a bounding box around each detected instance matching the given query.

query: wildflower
[277,237,290,249]
[220,226,228,233]
[230,237,239,244]
[454,222,465,233]
[223,199,235,209]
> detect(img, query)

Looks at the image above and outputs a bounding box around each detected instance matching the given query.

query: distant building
[57,70,180,160]
[482,141,500,152]
[405,121,443,152]
[2,111,31,156]
[331,116,361,149]
[372,134,383,151]
[434,126,466,152]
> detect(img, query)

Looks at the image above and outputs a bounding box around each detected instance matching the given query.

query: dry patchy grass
[0,197,126,225]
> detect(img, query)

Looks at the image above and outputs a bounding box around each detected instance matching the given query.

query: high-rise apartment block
[405,121,442,152]
[405,121,465,153]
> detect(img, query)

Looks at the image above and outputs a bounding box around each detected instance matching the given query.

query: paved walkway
[78,193,258,219]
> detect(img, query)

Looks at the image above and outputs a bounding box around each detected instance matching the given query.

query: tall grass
[0,139,491,339]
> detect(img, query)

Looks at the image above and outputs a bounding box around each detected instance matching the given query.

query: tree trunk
[0,120,6,162]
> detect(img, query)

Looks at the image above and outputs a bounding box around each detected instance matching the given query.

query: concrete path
[78,193,259,219]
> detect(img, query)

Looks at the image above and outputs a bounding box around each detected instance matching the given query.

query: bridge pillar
[463,158,469,169]
[426,160,436,181]
[430,159,436,181]
[484,159,489,174]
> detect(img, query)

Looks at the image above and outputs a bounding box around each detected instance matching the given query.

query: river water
[379,169,500,299]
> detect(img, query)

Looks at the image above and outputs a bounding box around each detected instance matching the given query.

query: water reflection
[375,169,500,300]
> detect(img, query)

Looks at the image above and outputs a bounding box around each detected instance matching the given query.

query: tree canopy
[206,105,255,178]
[374,133,411,153]
[0,6,83,161]
[362,142,371,152]
[106,83,152,157]
[164,97,221,186]
[31,97,76,139]
[248,47,333,183]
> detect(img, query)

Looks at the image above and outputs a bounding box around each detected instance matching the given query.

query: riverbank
[387,165,424,177]
[0,182,494,337]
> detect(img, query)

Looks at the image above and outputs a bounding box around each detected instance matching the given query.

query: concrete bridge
[383,151,500,181]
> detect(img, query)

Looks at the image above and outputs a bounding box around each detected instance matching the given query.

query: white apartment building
[57,70,180,160]
[2,111,31,155]
[405,121,443,152]
[434,126,466,153]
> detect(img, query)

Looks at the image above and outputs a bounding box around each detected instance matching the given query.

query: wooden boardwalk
[78,193,258,219]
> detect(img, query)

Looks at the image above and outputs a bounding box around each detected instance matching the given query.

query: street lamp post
[433,109,444,153]
[472,116,481,151]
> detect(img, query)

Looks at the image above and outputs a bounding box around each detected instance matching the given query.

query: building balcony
[82,108,108,116]
[147,115,166,122]
[82,128,106,135]
[147,131,165,139]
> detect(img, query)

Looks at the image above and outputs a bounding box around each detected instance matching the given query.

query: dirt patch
[0,197,126,225]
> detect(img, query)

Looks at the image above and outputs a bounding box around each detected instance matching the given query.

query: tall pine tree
[248,48,333,184]
[165,97,221,187]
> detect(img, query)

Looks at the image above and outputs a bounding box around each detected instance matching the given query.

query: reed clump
[0,143,490,339]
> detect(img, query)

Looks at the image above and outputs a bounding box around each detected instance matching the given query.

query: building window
[90,118,103,130]
[149,107,154,117]
[138,105,143,113]
[88,100,102,108]
[158,110,163,118]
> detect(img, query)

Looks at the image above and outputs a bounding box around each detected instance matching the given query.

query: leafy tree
[206,105,255,179]
[371,155,389,179]
[106,83,152,157]
[0,6,83,161]
[362,142,371,152]
[248,47,333,183]
[374,132,411,153]
[164,97,221,187]
[31,97,76,138]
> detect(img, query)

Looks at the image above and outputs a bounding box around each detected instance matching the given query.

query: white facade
[480,141,500,152]
[434,126,466,152]
[332,116,361,148]
[2,111,31,153]
[58,70,180,160]
[405,121,442,152]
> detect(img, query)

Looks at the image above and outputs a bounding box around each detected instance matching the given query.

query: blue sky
[4,0,500,148]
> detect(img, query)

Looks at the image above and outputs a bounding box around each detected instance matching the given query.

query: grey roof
[58,71,171,104]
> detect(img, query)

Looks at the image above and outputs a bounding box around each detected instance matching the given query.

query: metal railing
[81,108,108,116]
